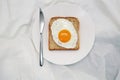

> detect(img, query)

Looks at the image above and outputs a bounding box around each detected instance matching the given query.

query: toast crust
[49,17,80,50]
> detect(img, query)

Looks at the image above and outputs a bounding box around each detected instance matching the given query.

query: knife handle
[40,33,44,66]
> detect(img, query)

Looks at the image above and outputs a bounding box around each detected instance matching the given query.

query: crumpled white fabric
[0,0,120,80]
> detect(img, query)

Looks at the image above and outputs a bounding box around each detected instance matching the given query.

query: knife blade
[39,8,45,66]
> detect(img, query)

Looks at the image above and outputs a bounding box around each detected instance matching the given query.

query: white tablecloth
[0,0,120,80]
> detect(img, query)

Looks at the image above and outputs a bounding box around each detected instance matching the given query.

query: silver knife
[39,8,45,66]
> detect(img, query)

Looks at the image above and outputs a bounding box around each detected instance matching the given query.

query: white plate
[40,3,95,65]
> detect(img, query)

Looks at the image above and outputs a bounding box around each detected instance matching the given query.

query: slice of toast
[48,17,80,50]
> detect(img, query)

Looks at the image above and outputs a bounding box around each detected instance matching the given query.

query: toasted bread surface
[49,17,80,50]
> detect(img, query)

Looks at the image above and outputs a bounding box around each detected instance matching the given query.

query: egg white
[51,19,78,48]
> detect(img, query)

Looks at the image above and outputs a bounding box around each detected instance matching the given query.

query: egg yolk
[58,29,71,43]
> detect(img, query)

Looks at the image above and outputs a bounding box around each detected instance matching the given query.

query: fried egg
[51,19,78,48]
